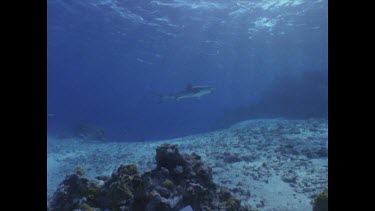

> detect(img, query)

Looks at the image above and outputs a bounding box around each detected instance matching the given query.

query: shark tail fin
[151,92,165,103]
[152,92,177,103]
[151,92,163,98]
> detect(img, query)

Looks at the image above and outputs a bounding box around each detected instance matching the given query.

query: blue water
[47,0,327,142]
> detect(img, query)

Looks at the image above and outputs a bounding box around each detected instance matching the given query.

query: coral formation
[312,188,328,211]
[80,203,94,211]
[74,165,86,176]
[162,179,175,189]
[48,144,254,211]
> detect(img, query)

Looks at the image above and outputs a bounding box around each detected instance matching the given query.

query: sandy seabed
[48,118,328,211]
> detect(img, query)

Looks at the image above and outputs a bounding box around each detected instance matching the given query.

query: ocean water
[47,0,328,210]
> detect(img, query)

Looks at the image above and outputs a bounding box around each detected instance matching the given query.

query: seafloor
[47,118,328,211]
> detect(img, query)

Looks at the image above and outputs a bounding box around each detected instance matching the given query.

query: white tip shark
[153,84,214,101]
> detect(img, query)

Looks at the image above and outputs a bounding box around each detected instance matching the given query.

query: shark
[153,84,214,101]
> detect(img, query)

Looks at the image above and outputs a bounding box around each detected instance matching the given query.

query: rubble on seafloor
[47,144,255,211]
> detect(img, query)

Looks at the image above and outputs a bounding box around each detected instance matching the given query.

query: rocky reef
[47,144,253,211]
[312,188,328,211]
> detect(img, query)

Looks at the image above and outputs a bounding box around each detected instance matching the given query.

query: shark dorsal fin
[186,83,193,90]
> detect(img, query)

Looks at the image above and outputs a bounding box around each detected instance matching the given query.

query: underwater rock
[282,172,298,184]
[303,146,328,159]
[99,164,142,207]
[180,205,193,211]
[95,175,110,181]
[240,155,256,162]
[47,173,104,211]
[156,144,185,170]
[312,188,328,211]
[74,166,86,176]
[224,155,242,164]
[277,143,299,156]
[73,123,106,141]
[48,144,254,211]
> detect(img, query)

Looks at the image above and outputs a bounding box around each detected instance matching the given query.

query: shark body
[154,84,214,101]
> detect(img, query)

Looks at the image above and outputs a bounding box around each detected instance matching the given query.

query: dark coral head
[116,164,139,176]
[156,144,185,170]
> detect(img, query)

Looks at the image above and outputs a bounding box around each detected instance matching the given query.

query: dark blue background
[47,0,327,141]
